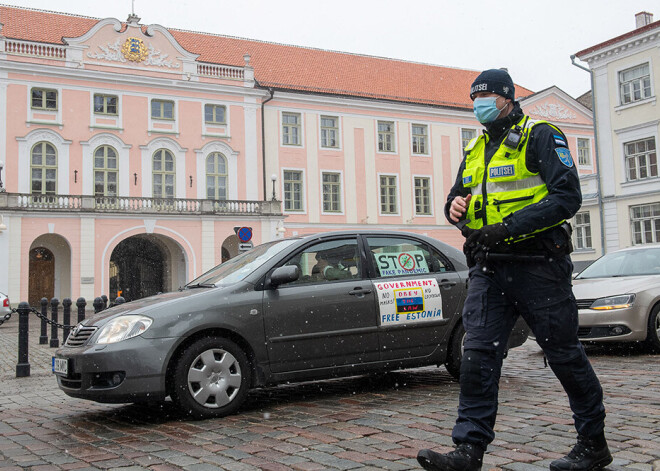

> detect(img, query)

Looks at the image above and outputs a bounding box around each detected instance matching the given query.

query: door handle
[438,280,456,288]
[349,288,372,297]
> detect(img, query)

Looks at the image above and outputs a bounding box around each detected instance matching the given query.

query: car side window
[366,236,453,278]
[281,238,361,285]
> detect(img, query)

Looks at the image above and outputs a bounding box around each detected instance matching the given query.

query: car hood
[79,285,239,326]
[572,275,660,299]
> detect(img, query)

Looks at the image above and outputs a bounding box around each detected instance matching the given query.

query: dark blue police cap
[470,68,515,101]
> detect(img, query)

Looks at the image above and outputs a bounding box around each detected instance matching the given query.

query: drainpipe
[260,87,275,201]
[571,54,606,256]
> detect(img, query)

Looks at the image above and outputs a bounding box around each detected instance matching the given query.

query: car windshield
[576,247,660,279]
[186,239,298,287]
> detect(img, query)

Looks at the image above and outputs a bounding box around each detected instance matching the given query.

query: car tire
[445,321,465,380]
[646,304,660,352]
[170,337,250,419]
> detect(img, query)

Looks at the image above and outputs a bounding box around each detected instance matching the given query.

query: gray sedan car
[573,244,660,350]
[54,231,529,418]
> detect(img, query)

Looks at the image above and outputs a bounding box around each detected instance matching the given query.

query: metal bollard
[76,297,86,323]
[114,296,126,305]
[101,294,108,309]
[50,297,60,348]
[93,296,104,313]
[16,302,30,377]
[39,297,49,344]
[62,298,72,342]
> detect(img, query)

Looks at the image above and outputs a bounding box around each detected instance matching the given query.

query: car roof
[610,244,660,253]
[296,229,441,241]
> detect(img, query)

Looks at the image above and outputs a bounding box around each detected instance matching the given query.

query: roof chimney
[635,11,653,28]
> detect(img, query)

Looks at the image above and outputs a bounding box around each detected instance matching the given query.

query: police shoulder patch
[555,147,573,168]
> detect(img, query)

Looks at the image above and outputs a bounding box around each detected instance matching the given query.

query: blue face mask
[473,97,505,123]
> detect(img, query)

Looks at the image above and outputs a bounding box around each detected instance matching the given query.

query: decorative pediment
[63,17,199,74]
[520,86,592,125]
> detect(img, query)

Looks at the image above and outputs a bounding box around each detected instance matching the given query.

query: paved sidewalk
[1,313,659,470]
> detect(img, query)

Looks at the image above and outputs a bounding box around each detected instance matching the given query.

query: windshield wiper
[186,283,216,289]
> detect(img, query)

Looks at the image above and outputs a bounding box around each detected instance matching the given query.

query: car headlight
[94,315,153,344]
[590,294,635,310]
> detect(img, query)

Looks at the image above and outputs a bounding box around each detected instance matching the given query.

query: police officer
[417,69,611,471]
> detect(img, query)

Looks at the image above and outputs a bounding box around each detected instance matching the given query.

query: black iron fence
[2,295,126,378]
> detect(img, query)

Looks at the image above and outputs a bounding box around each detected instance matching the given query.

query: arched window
[206,152,227,200]
[153,149,175,199]
[31,142,57,194]
[94,145,118,197]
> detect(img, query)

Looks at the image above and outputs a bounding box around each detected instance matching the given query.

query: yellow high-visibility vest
[461,116,565,239]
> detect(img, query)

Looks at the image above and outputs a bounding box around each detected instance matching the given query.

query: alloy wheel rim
[187,348,242,408]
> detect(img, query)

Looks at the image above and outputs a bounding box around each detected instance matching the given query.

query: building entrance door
[28,247,55,307]
[109,236,165,301]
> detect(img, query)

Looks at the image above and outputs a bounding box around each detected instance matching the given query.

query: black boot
[549,434,612,471]
[417,443,484,471]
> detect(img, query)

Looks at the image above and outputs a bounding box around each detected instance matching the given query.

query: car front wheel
[646,305,660,352]
[170,337,250,419]
[445,321,465,380]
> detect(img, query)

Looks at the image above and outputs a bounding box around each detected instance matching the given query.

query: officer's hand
[465,223,510,248]
[449,194,472,222]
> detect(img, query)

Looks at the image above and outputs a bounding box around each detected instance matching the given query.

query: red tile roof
[575,19,660,58]
[0,5,533,108]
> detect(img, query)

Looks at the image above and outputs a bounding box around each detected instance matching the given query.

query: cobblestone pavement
[1,314,659,470]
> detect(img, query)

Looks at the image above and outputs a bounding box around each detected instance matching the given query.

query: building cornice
[578,28,659,67]
[266,90,476,121]
[0,59,268,100]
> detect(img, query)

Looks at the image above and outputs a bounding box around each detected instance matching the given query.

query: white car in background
[572,245,660,351]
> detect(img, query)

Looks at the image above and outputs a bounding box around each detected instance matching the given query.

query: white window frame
[30,87,58,111]
[148,96,179,135]
[573,211,592,250]
[204,103,227,125]
[17,128,71,194]
[151,98,175,120]
[152,148,177,199]
[320,170,344,215]
[377,120,397,154]
[89,90,123,131]
[282,168,306,213]
[378,173,399,216]
[618,62,653,106]
[624,136,657,182]
[319,115,341,150]
[630,202,660,245]
[26,84,62,126]
[195,141,239,201]
[81,133,130,197]
[30,141,58,195]
[411,123,430,156]
[412,175,433,217]
[202,101,231,138]
[281,111,303,147]
[460,128,478,151]
[577,137,592,168]
[93,93,119,116]
[140,137,186,198]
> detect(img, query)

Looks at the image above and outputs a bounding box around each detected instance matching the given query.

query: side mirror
[269,265,300,288]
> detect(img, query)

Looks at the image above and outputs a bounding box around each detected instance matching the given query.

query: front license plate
[52,357,68,376]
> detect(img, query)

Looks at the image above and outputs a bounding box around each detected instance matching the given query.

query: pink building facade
[0,6,595,305]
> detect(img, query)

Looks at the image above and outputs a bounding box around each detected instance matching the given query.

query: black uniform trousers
[452,254,606,447]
